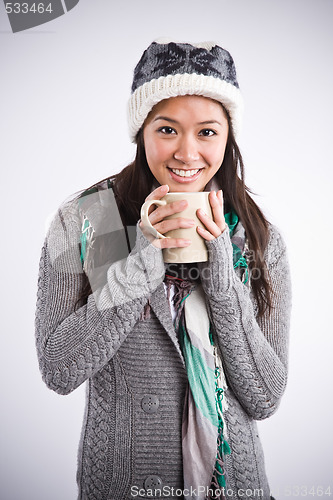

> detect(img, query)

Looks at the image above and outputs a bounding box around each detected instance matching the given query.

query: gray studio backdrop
[1,0,332,499]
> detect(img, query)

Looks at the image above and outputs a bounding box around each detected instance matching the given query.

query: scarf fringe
[140,299,151,320]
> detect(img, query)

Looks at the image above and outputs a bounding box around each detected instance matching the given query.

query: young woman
[35,40,291,500]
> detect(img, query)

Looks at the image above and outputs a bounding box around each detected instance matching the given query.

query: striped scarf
[164,211,248,499]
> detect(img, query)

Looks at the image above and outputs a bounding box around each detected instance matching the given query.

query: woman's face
[143,95,229,192]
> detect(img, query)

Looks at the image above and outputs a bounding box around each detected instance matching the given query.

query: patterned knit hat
[127,38,243,141]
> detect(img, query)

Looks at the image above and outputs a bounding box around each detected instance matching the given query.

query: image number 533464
[3,0,80,33]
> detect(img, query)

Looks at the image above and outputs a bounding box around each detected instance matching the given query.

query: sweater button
[144,475,163,491]
[141,395,159,414]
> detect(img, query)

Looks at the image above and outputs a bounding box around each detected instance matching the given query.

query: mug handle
[140,199,168,239]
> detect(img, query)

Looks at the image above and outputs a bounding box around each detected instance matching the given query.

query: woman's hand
[139,184,193,249]
[196,190,227,241]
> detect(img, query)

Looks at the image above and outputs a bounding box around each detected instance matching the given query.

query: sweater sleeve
[35,198,165,395]
[199,224,291,420]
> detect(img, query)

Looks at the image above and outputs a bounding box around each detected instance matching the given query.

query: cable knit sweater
[35,185,291,500]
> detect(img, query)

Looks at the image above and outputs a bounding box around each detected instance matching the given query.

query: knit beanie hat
[127,38,243,142]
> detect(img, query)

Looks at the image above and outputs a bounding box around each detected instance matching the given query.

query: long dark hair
[79,115,272,317]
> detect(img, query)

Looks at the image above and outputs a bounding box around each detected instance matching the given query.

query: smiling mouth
[169,168,202,178]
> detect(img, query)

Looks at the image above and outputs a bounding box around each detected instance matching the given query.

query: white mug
[140,192,212,263]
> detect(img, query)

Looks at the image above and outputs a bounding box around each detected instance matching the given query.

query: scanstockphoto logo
[3,0,79,32]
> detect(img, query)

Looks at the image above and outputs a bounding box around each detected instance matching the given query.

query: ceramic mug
[140,192,212,263]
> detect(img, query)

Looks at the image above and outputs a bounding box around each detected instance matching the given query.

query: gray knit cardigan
[35,186,291,500]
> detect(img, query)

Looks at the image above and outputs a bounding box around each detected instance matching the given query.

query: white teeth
[171,168,200,177]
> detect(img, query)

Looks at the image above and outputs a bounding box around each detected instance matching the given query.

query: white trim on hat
[127,73,243,142]
[153,37,218,51]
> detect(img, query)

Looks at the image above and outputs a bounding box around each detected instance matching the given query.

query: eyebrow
[153,116,178,124]
[152,116,223,126]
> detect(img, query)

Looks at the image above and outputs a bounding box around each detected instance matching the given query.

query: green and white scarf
[164,211,248,500]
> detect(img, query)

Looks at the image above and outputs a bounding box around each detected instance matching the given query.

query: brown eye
[199,129,216,137]
[158,126,176,135]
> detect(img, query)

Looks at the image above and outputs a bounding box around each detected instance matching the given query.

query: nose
[173,135,200,163]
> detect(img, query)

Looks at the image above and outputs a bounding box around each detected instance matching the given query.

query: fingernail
[184,240,192,245]
[185,220,195,227]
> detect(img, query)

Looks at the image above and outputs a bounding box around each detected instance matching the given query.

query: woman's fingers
[196,190,226,241]
[153,237,192,249]
[154,216,195,235]
[149,199,189,225]
[196,218,217,241]
[211,190,226,232]
[145,184,169,202]
[151,212,194,247]
[142,185,193,246]
[145,184,169,216]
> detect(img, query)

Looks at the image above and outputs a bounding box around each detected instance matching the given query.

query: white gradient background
[1,1,332,499]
